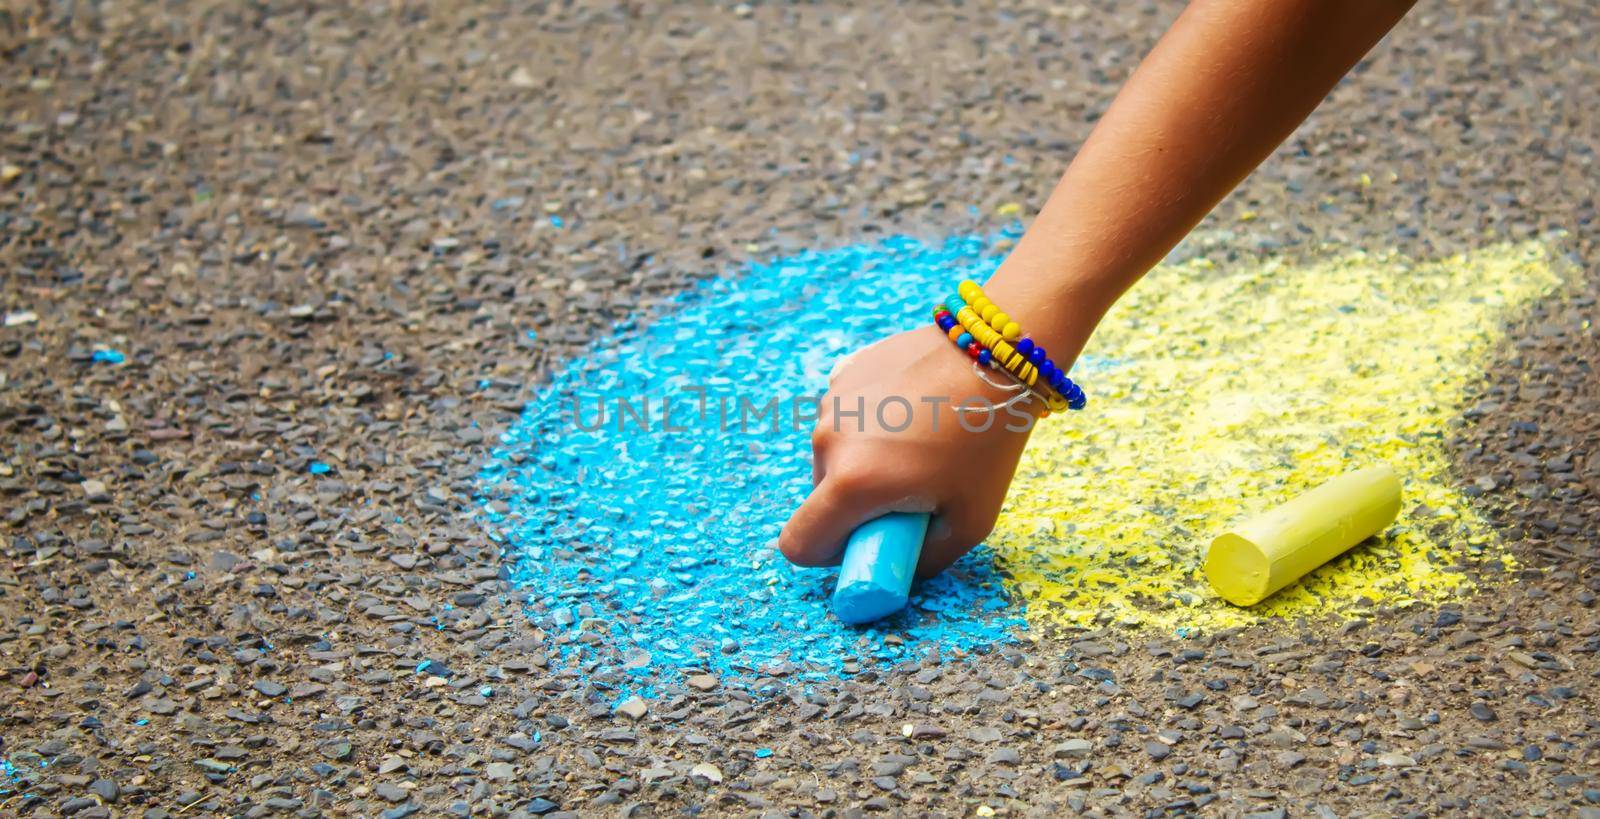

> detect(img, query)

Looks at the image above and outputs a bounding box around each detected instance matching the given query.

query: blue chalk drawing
[481,228,1033,683]
[0,755,33,799]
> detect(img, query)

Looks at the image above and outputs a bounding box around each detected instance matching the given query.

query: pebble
[375,783,409,803]
[1053,739,1093,758]
[614,697,648,720]
[253,680,288,698]
[1244,810,1287,819]
[88,779,120,802]
[988,747,1021,765]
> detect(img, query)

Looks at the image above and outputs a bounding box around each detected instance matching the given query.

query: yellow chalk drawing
[990,241,1563,630]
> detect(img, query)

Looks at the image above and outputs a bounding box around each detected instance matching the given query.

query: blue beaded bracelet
[939,282,1089,414]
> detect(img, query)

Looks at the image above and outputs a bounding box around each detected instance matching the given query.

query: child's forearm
[985,0,1416,364]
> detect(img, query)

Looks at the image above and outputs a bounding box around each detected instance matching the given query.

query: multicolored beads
[933,280,1087,413]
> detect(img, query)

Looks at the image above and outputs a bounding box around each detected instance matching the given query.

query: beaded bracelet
[957,280,1087,410]
[932,280,1086,413]
[932,314,1066,416]
[951,307,1065,410]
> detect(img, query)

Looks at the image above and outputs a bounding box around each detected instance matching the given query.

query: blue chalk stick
[832,513,929,624]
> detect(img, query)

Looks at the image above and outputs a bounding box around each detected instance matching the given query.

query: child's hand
[778,325,1037,578]
[780,0,1418,581]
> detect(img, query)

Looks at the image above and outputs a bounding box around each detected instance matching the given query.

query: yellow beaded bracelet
[953,307,1070,413]
[937,280,1085,413]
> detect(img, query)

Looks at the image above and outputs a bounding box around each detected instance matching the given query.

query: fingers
[915,509,997,579]
[779,474,910,568]
[826,348,862,385]
[781,481,997,577]
[914,442,1025,578]
[809,423,829,486]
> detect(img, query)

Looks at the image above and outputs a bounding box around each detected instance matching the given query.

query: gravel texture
[2,1,1597,817]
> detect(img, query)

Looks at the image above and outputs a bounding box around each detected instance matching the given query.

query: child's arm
[779,0,1417,576]
[981,0,1417,364]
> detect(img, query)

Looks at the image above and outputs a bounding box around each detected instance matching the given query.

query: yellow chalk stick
[1205,465,1402,607]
